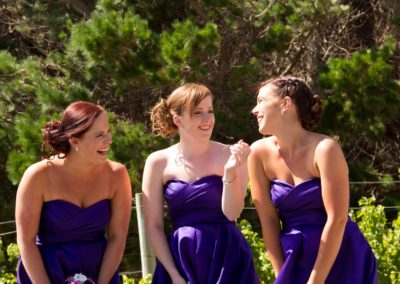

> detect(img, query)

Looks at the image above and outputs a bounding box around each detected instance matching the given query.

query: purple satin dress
[152,175,260,284]
[17,199,119,284]
[271,178,378,284]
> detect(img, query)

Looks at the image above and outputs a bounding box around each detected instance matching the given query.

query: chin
[198,133,212,140]
[96,154,108,163]
[259,127,271,136]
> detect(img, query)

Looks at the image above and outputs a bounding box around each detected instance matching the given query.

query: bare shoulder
[17,159,58,198]
[312,133,348,177]
[21,159,57,183]
[143,146,175,178]
[312,133,346,170]
[142,147,174,190]
[313,134,342,154]
[250,136,275,154]
[107,160,129,176]
[145,146,173,166]
[105,161,132,198]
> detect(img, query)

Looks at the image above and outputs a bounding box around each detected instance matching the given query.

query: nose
[251,106,258,116]
[105,132,113,144]
[201,113,213,121]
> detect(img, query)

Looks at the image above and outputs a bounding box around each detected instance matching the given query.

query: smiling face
[71,111,113,164]
[252,84,282,135]
[176,96,215,140]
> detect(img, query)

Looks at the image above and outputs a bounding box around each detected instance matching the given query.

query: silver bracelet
[222,176,237,185]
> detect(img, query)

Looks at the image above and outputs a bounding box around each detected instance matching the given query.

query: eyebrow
[194,106,213,110]
[94,129,109,135]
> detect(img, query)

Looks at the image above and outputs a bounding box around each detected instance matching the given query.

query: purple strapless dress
[17,199,119,284]
[152,175,260,284]
[271,178,378,284]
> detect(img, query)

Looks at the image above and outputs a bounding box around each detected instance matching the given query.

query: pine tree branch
[60,0,92,19]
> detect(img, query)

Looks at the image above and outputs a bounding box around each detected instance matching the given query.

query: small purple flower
[65,273,95,284]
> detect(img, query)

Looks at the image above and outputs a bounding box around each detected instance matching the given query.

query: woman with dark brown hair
[249,76,378,284]
[16,101,132,284]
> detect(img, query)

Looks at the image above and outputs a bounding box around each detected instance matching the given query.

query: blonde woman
[142,83,260,284]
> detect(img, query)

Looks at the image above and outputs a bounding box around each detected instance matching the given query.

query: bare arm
[142,152,186,284]
[16,164,51,284]
[307,139,349,284]
[248,142,284,277]
[97,164,132,284]
[221,140,251,220]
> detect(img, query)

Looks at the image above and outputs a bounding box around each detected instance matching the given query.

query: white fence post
[135,192,156,278]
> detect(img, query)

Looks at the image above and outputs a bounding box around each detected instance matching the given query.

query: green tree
[0,0,399,279]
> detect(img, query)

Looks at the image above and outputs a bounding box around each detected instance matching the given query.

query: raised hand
[224,140,251,171]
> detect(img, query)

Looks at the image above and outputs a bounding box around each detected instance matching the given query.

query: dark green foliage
[68,8,161,86]
[239,219,275,284]
[160,20,221,82]
[6,111,44,184]
[350,197,400,282]
[107,114,168,190]
[319,38,399,139]
[0,238,18,283]
[0,0,399,279]
[317,38,400,188]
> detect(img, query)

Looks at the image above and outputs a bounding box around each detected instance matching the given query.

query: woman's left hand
[224,140,251,170]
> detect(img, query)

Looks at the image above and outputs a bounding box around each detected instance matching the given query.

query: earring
[75,146,79,152]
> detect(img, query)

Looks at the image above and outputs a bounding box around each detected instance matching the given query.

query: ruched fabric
[17,199,119,284]
[152,175,260,284]
[271,178,378,284]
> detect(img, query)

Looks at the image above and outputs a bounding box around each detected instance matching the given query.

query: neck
[177,140,210,159]
[63,154,98,177]
[274,124,310,156]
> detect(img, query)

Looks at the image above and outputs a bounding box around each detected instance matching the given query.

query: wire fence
[2,206,400,236]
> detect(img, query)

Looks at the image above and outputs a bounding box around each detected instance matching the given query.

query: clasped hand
[225,140,251,170]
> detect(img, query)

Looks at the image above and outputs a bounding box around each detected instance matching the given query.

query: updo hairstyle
[260,76,323,130]
[41,101,104,159]
[150,83,213,138]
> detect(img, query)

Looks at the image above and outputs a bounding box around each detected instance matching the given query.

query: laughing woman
[142,83,260,284]
[16,101,132,284]
[249,76,378,284]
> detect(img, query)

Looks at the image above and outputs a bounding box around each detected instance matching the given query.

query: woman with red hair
[16,101,132,284]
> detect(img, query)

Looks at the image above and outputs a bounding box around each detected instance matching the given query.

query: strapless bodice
[17,198,120,284]
[270,178,328,231]
[269,178,378,284]
[37,199,111,244]
[164,175,233,229]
